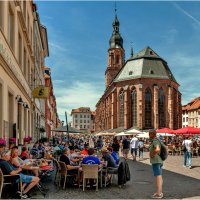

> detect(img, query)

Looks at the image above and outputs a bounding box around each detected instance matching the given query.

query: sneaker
[151,193,163,199]
[20,193,28,199]
[189,166,192,169]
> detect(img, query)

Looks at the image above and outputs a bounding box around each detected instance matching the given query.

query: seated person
[80,144,89,155]
[11,146,39,177]
[60,148,80,175]
[101,147,117,170]
[68,146,82,166]
[82,148,101,165]
[107,147,119,165]
[0,150,39,198]
[30,144,39,158]
[20,147,30,160]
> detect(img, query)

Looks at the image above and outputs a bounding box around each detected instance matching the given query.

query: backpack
[156,138,168,161]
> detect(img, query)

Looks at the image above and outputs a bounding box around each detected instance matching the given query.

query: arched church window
[145,88,152,128]
[131,88,137,127]
[119,90,124,127]
[158,88,165,128]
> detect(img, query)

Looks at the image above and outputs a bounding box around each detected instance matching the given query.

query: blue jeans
[183,151,192,167]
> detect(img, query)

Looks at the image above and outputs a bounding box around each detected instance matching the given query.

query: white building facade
[71,107,95,133]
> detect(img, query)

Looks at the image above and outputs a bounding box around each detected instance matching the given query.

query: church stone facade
[95,14,182,132]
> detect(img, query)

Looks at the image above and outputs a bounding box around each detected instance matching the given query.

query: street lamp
[65,112,69,142]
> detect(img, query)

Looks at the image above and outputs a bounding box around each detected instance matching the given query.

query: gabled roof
[182,97,200,111]
[114,46,177,83]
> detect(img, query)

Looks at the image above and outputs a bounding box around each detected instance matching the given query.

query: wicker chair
[0,169,22,199]
[82,164,99,191]
[58,161,76,189]
[53,159,60,184]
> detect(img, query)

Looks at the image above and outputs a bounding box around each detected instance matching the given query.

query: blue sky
[36,1,200,122]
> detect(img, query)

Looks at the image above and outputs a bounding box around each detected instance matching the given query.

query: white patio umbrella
[125,128,143,135]
[96,132,116,136]
[157,133,175,137]
[136,132,149,138]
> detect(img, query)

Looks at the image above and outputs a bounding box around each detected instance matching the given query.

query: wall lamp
[16,95,23,104]
[23,103,29,109]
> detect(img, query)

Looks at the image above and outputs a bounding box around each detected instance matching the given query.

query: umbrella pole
[65,111,70,142]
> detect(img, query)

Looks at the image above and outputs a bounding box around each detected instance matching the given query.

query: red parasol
[156,128,175,134]
[174,127,200,135]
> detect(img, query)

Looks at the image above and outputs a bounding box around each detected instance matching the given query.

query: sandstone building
[182,97,200,128]
[95,14,182,131]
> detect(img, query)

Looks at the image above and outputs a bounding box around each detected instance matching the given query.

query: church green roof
[114,46,177,83]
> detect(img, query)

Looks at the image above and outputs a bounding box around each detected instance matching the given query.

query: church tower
[105,14,125,88]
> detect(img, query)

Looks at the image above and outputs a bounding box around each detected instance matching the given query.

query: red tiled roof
[182,97,200,111]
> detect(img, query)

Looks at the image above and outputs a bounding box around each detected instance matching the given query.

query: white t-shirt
[182,139,192,152]
[130,137,139,148]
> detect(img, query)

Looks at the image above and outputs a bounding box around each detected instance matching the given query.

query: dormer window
[129,71,133,75]
[150,51,153,55]
[149,70,154,74]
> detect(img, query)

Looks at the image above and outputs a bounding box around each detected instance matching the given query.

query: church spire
[109,3,123,49]
[130,42,134,58]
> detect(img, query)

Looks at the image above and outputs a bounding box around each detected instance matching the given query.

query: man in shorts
[149,129,163,199]
[0,150,39,199]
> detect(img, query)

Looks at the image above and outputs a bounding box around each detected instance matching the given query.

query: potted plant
[9,137,16,149]
[0,138,6,150]
[27,136,32,144]
[24,137,29,145]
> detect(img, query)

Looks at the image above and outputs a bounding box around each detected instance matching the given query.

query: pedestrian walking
[138,138,144,159]
[130,135,138,161]
[149,129,163,199]
[182,136,193,168]
[122,136,130,159]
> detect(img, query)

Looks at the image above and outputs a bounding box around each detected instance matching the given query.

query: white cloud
[49,42,69,52]
[53,80,104,121]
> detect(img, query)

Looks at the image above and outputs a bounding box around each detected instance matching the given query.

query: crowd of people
[0,132,199,199]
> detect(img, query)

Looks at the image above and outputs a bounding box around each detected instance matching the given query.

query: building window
[145,88,152,128]
[158,88,165,128]
[131,88,137,127]
[88,125,89,128]
[84,115,86,118]
[75,114,77,118]
[0,2,3,30]
[84,120,86,123]
[80,125,82,128]
[186,117,188,122]
[88,120,89,123]
[183,118,185,122]
[23,48,27,78]
[80,120,82,123]
[8,5,14,50]
[75,120,77,123]
[80,115,82,118]
[119,90,124,127]
[84,125,86,128]
[18,33,22,68]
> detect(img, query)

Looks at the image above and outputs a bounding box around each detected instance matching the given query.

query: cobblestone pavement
[32,153,200,199]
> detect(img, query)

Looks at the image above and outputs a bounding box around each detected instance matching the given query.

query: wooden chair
[58,161,76,189]
[82,164,99,191]
[0,169,22,199]
[53,158,60,184]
